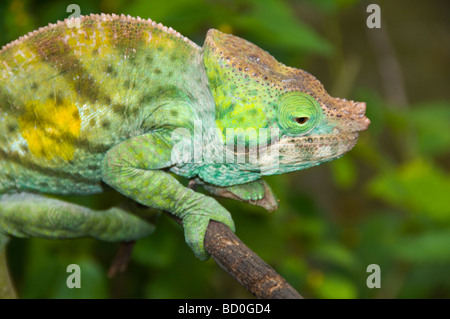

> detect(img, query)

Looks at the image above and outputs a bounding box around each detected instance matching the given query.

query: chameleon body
[0,14,369,261]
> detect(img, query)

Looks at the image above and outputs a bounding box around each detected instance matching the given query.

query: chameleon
[0,14,369,268]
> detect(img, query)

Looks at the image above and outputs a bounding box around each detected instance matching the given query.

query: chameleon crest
[0,14,369,266]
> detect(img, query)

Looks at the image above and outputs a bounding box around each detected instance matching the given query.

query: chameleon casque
[0,14,369,269]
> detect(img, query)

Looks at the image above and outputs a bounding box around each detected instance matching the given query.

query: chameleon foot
[200,179,279,212]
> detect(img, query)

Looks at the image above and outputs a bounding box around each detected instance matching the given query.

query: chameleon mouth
[276,132,359,164]
[279,132,359,147]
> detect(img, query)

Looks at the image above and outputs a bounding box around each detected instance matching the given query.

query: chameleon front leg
[101,130,235,261]
[196,179,279,212]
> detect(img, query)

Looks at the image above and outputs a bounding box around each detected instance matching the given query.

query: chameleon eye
[277,92,323,136]
[294,117,309,125]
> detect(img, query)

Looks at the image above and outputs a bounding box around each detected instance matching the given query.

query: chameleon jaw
[277,132,360,166]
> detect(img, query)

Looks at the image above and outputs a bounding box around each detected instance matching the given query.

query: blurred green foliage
[1,0,449,298]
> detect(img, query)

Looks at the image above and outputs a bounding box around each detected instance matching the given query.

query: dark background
[1,0,449,298]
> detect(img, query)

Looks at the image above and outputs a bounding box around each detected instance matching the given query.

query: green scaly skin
[0,14,370,268]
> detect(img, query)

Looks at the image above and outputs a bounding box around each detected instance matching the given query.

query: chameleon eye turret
[277,92,323,136]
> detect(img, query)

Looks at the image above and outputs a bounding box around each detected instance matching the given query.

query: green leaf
[234,0,333,56]
[315,274,358,298]
[368,159,450,222]
[394,231,450,263]
[330,156,357,189]
[410,101,450,156]
[304,0,360,13]
[132,218,178,268]
[52,257,108,298]
[125,0,209,37]
[313,242,359,272]
[354,88,389,137]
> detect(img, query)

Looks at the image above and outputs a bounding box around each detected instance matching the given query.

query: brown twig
[108,241,135,278]
[167,214,303,299]
[108,211,303,298]
[204,219,303,299]
[109,180,302,298]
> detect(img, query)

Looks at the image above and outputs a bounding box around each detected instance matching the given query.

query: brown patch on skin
[92,15,144,51]
[112,103,125,113]
[101,120,111,129]
[6,123,17,133]
[31,30,103,104]
[0,86,18,114]
[105,65,115,74]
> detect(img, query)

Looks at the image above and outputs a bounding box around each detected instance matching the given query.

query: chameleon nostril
[356,102,366,113]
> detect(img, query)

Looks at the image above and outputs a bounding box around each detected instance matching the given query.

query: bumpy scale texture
[0,14,369,260]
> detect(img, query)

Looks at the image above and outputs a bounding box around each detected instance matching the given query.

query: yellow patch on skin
[19,98,81,161]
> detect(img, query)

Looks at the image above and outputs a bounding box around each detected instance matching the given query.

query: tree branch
[166,214,303,299]
[204,219,303,299]
[109,185,304,298]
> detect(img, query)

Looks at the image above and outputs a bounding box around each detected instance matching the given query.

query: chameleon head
[203,29,370,173]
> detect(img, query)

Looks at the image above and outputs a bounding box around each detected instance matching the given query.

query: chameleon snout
[351,100,370,131]
[330,98,370,132]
